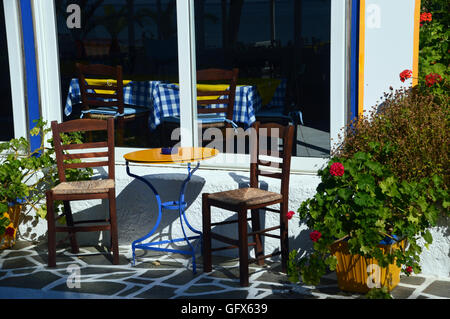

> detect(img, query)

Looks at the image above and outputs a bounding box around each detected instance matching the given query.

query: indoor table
[123,147,219,273]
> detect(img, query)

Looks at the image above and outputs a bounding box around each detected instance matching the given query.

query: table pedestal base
[126,162,202,274]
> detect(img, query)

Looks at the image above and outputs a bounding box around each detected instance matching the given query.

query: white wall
[362,0,416,114]
[23,164,449,279]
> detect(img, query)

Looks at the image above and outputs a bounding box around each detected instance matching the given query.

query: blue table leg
[126,161,202,273]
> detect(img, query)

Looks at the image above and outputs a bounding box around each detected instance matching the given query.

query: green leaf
[0,203,8,214]
[354,152,369,161]
[357,174,376,191]
[324,255,338,271]
[355,192,375,207]
[337,188,353,201]
[36,207,47,220]
[423,230,433,245]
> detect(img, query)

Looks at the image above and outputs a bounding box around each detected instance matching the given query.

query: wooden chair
[46,118,119,267]
[76,63,149,146]
[202,122,294,286]
[161,68,239,147]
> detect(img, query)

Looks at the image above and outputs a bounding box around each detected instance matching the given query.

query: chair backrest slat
[196,68,239,122]
[250,122,294,196]
[85,92,119,99]
[197,90,229,96]
[62,141,108,150]
[257,160,281,169]
[51,118,115,183]
[64,161,110,169]
[257,170,283,179]
[58,118,107,132]
[63,151,109,160]
[85,84,119,91]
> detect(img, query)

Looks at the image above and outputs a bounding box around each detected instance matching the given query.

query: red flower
[330,162,344,177]
[406,266,413,274]
[399,69,413,82]
[287,211,295,220]
[420,12,432,23]
[425,73,443,87]
[309,230,322,242]
[4,227,15,237]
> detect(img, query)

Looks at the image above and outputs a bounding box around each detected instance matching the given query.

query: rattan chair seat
[208,187,282,207]
[52,179,115,195]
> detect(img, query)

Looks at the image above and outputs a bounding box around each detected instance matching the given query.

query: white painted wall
[22,164,449,279]
[363,0,416,114]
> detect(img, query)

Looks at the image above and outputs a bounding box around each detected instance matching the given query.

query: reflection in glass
[55,0,179,147]
[0,0,14,141]
[195,0,331,157]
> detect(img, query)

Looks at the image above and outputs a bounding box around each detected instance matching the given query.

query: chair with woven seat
[161,68,239,147]
[76,63,150,146]
[202,122,294,286]
[46,118,119,267]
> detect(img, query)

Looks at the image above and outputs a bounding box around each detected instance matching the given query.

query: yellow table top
[124,147,219,164]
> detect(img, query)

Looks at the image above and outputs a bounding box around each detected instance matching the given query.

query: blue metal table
[123,147,219,273]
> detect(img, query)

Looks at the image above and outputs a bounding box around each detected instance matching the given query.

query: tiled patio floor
[0,240,449,300]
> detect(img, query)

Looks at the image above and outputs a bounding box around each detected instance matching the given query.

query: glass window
[0,0,14,141]
[192,0,331,157]
[55,0,179,148]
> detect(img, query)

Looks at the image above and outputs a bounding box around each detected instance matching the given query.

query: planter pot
[0,204,22,249]
[330,239,405,293]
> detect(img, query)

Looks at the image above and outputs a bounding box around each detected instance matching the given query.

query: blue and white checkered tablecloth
[64,78,287,131]
[64,78,160,116]
[151,83,263,130]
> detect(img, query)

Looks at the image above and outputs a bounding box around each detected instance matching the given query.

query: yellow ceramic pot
[330,239,405,293]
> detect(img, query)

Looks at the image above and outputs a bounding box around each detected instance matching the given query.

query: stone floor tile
[390,286,416,299]
[52,281,127,295]
[1,257,39,269]
[162,270,200,285]
[399,275,426,286]
[134,285,178,299]
[422,280,450,298]
[1,241,449,300]
[185,284,227,293]
[0,271,61,289]
[116,285,143,297]
[139,269,176,278]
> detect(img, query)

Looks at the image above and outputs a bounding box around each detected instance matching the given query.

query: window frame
[39,0,349,174]
[2,0,27,141]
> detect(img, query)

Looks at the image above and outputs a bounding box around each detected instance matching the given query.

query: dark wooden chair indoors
[162,68,239,147]
[46,118,119,267]
[202,122,294,286]
[76,63,150,146]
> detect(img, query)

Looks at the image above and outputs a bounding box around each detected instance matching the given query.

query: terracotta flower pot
[330,239,405,293]
[0,205,22,249]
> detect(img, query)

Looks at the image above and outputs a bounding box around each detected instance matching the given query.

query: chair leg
[202,193,212,273]
[280,201,289,273]
[238,208,249,287]
[109,189,119,265]
[63,201,79,254]
[251,209,264,266]
[46,191,56,267]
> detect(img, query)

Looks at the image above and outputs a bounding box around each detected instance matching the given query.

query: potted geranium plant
[288,150,446,294]
[0,119,93,249]
[288,81,449,296]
